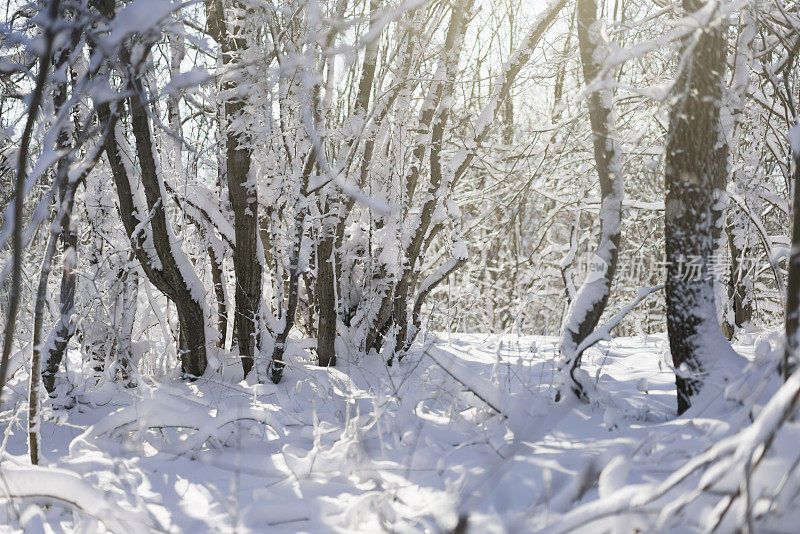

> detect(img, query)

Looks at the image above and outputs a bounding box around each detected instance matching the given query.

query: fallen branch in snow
[422,345,504,415]
[72,396,281,457]
[0,466,153,533]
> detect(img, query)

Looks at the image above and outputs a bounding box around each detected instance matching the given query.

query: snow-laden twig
[422,344,504,415]
[540,363,800,533]
[0,0,61,406]
[449,0,567,186]
[575,285,664,356]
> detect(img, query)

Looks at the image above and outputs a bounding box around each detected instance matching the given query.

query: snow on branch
[0,466,153,533]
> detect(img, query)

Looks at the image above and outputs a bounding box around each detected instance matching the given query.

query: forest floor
[0,329,791,533]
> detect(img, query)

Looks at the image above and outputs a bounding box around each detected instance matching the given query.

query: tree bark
[727,225,753,328]
[209,245,228,348]
[316,0,381,367]
[664,0,729,414]
[784,127,800,378]
[723,10,756,335]
[207,0,261,376]
[227,97,261,376]
[43,33,81,393]
[558,0,623,398]
[97,90,208,377]
[316,232,336,367]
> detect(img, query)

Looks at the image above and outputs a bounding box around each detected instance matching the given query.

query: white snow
[790,122,800,158]
[102,0,176,49]
[0,331,791,532]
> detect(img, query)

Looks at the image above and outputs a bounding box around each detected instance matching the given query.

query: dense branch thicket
[2,0,800,528]
[0,0,798,414]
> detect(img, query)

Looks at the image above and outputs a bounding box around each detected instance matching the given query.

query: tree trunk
[723,9,756,335]
[315,0,381,368]
[208,0,261,377]
[784,126,800,378]
[209,245,228,348]
[316,233,336,367]
[43,36,81,393]
[558,0,623,398]
[97,96,208,376]
[270,190,308,383]
[713,138,733,339]
[664,0,734,414]
[227,97,260,376]
[727,224,753,328]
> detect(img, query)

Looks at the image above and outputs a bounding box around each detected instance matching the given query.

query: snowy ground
[0,329,793,533]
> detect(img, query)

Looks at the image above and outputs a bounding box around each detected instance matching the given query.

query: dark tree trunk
[207,0,261,376]
[316,233,336,367]
[727,225,753,328]
[315,0,381,368]
[664,0,729,414]
[227,97,260,376]
[784,131,800,378]
[97,87,207,377]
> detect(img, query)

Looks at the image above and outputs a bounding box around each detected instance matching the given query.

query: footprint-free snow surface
[0,331,795,532]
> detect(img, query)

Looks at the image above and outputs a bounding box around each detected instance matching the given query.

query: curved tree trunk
[558,0,623,398]
[96,44,208,377]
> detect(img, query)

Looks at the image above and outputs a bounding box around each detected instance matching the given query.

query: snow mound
[0,331,795,532]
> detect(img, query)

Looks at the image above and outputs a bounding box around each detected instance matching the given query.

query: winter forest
[2,0,800,530]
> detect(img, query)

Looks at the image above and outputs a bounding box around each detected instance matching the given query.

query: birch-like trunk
[42,34,80,393]
[723,6,756,334]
